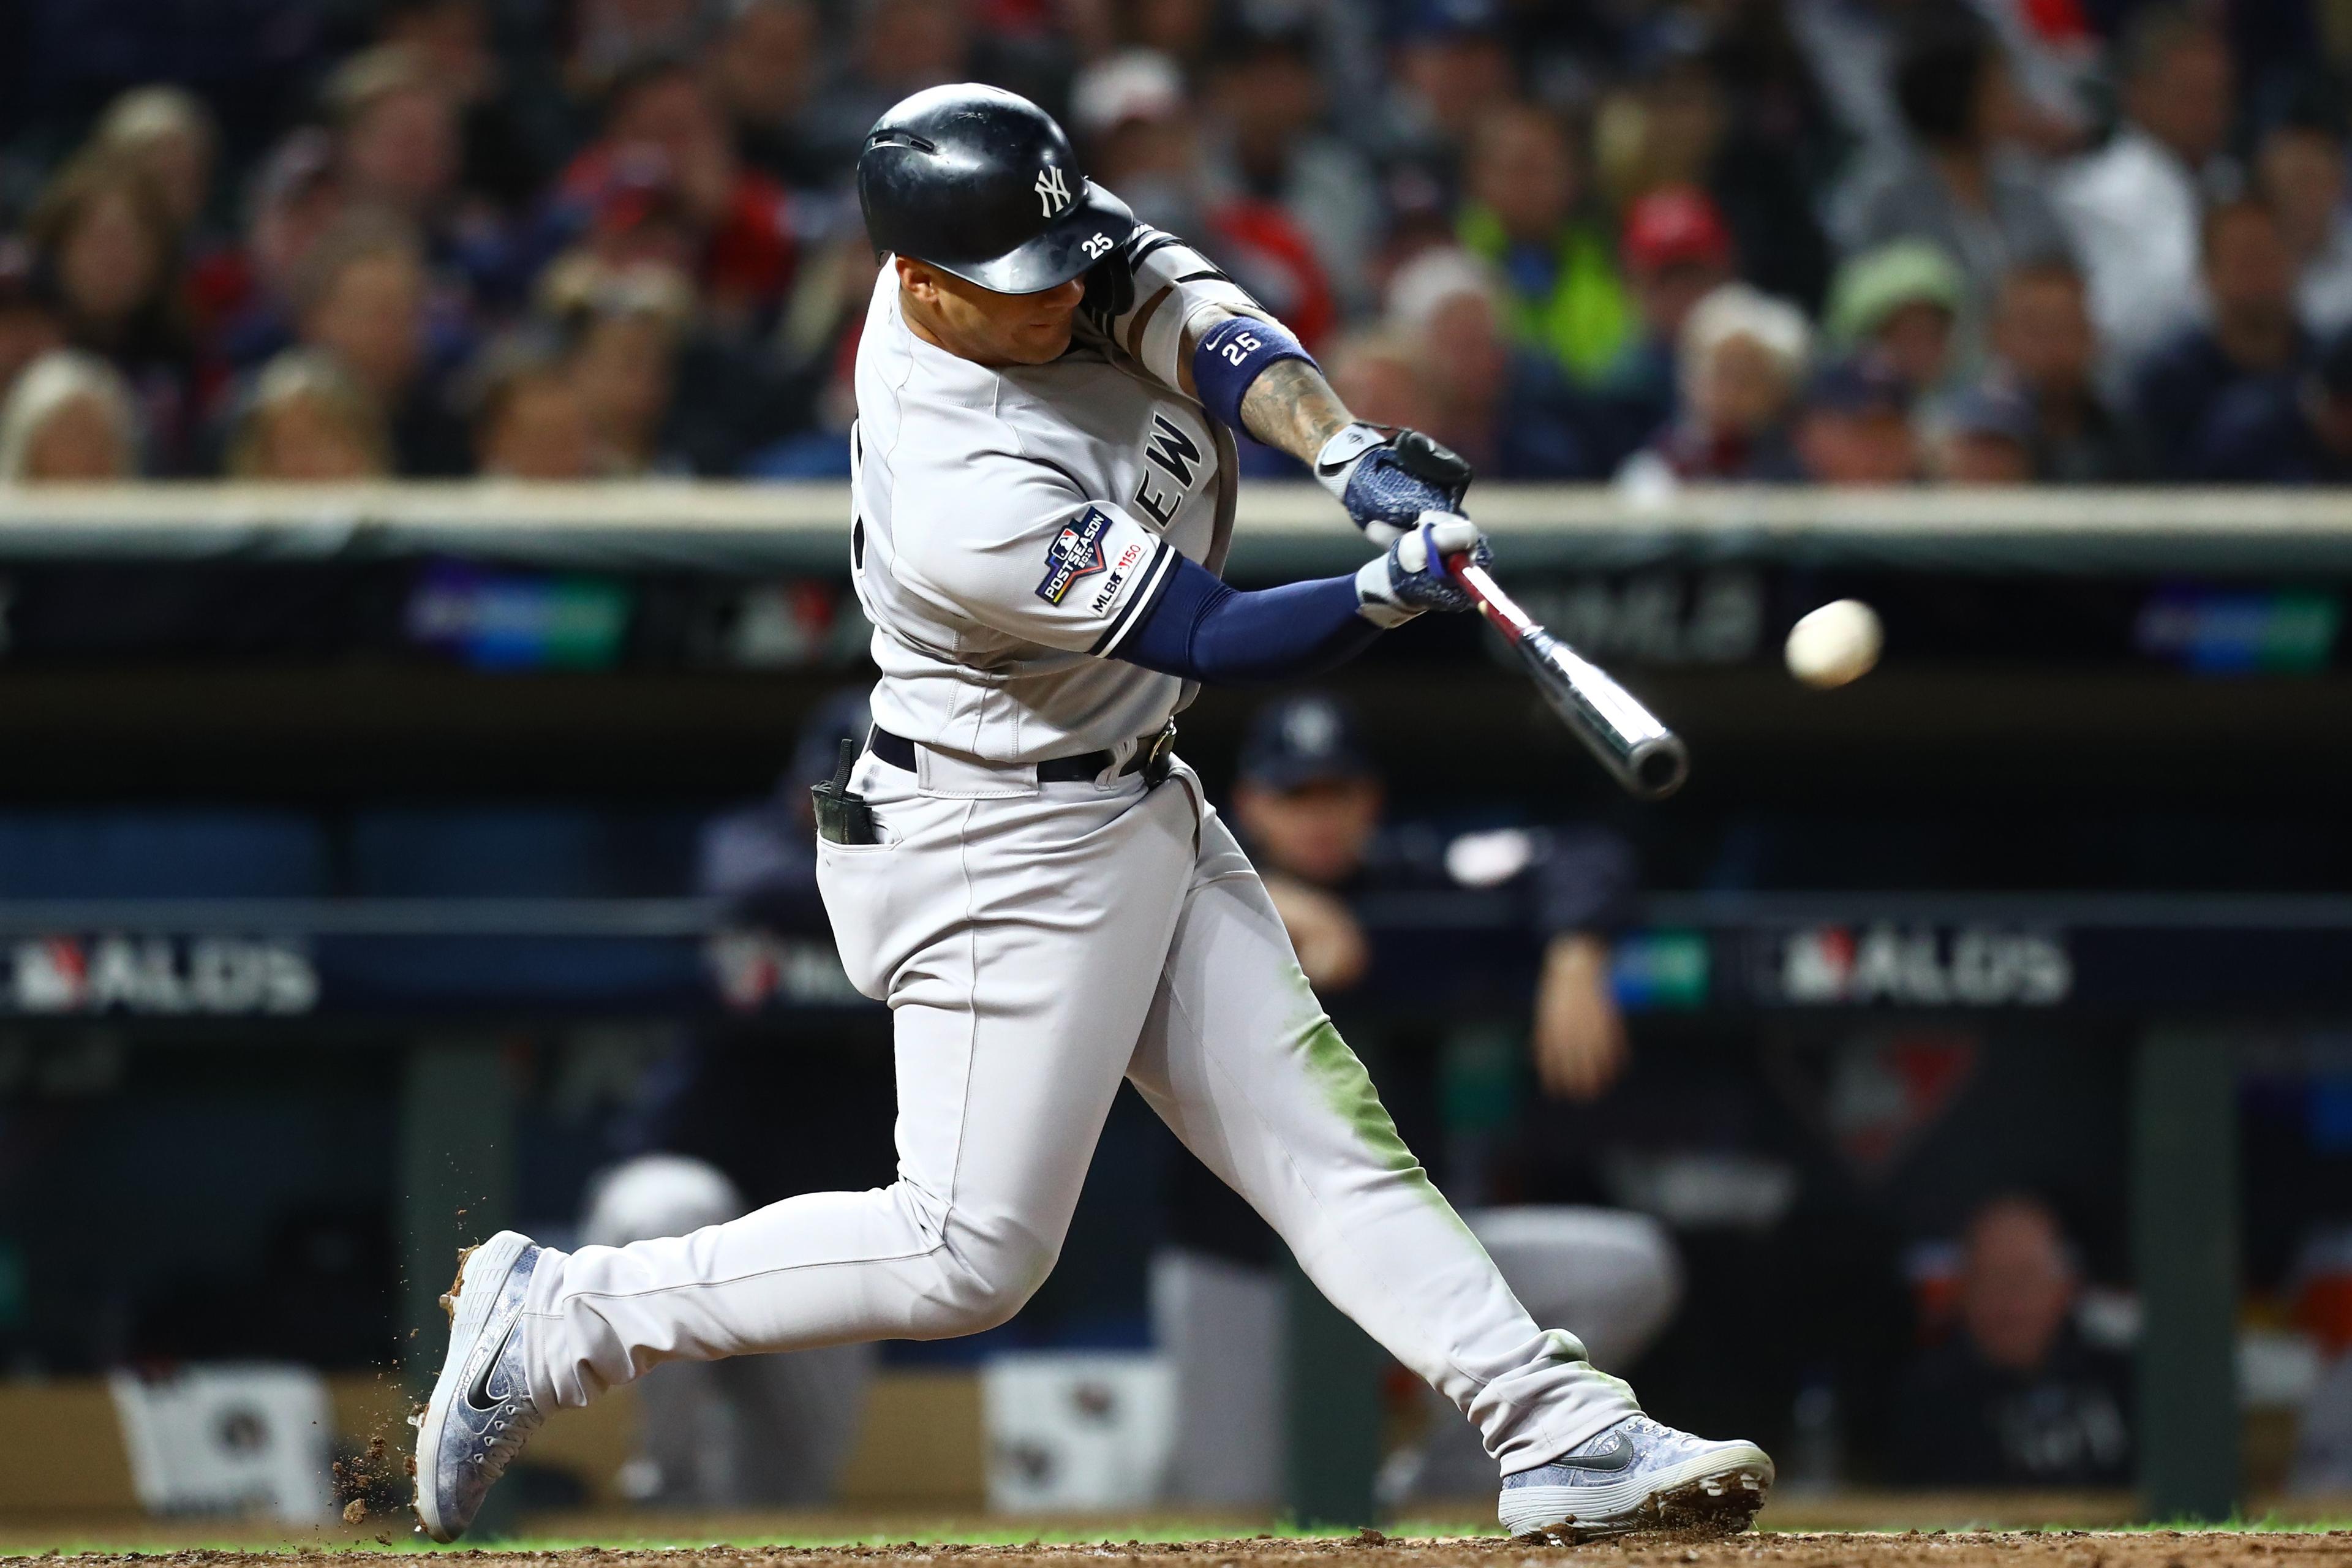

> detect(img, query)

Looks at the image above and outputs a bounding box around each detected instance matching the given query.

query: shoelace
[469,1396,545,1474]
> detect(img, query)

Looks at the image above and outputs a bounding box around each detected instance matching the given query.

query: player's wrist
[1353,554,1420,627]
[1314,423,1387,502]
[1327,427,1473,545]
[1191,312,1315,434]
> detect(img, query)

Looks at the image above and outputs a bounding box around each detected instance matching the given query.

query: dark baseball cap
[1804,353,1912,417]
[1237,695,1376,790]
[1393,0,1502,43]
[1944,379,2037,445]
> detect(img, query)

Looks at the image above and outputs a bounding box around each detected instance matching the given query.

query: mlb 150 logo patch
[1036,507,1112,605]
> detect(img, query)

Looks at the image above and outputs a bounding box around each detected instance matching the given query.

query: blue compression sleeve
[1109,552,1381,684]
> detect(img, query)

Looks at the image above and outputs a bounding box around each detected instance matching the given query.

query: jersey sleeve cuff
[1090,540,1180,657]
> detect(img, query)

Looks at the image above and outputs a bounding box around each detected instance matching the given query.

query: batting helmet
[858,83,1136,295]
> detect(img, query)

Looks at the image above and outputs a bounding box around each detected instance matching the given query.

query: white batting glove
[1354,512,1491,627]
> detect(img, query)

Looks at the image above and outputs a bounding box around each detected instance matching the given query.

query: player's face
[897,257,1086,368]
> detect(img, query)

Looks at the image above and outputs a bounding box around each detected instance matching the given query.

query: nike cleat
[413,1231,547,1542]
[1498,1413,1773,1540]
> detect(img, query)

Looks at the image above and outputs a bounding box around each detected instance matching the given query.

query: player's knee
[914,1226,1058,1338]
[579,1155,746,1248]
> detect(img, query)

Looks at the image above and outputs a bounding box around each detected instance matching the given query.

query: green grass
[1,1523,1493,1558]
[10,1514,2348,1557]
[2090,1515,2351,1534]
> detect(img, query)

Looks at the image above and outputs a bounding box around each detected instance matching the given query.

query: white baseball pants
[518,752,1638,1474]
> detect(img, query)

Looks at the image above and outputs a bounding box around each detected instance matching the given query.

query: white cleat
[413,1231,548,1542]
[1498,1413,1774,1540]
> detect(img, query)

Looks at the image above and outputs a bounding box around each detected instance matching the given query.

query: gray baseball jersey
[848,232,1254,763]
[508,228,1646,1493]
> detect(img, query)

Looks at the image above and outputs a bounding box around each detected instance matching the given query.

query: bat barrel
[1446,551,1689,799]
[1526,628,1689,800]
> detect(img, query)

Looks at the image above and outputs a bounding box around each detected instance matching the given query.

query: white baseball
[1784,599,1883,688]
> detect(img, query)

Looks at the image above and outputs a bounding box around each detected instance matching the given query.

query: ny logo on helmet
[1034,165,1072,216]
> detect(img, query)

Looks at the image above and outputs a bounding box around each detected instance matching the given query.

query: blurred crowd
[2,0,2352,486]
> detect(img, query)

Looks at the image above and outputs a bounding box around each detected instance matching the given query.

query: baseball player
[415,84,1773,1542]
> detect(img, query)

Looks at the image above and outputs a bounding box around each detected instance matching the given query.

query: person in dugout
[575,690,882,1507]
[1155,692,1683,1507]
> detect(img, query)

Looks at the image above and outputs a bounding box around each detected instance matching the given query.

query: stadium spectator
[568,0,717,103]
[225,348,391,480]
[1383,247,1604,478]
[1457,103,1634,390]
[702,0,825,189]
[1928,378,2036,484]
[377,0,562,213]
[1321,330,1441,434]
[2132,199,2312,481]
[1607,185,1738,448]
[1825,240,1968,400]
[1795,354,1921,484]
[2195,323,2352,484]
[0,348,141,481]
[799,0,977,178]
[469,335,598,480]
[1204,21,1382,320]
[1829,10,2071,332]
[1788,0,2084,160]
[1622,281,1809,484]
[1075,51,1339,352]
[24,153,193,472]
[2256,108,2352,339]
[326,43,524,307]
[554,56,799,341]
[91,86,221,236]
[326,48,464,228]
[1894,1195,2133,1487]
[1383,0,1517,169]
[195,130,345,384]
[2054,7,2237,378]
[1656,13,1837,313]
[1988,258,2144,483]
[551,258,693,475]
[0,0,2337,495]
[1117,0,1222,75]
[290,210,472,475]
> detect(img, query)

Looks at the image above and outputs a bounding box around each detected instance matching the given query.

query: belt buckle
[1142,722,1176,786]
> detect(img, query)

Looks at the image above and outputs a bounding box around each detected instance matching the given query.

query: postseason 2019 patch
[1036,507,1111,605]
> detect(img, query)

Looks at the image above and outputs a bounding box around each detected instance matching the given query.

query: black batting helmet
[857,84,1136,295]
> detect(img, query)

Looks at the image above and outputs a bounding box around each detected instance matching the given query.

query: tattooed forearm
[1236,357,1355,466]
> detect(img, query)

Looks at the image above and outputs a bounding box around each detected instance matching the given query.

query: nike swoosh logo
[464,1319,518,1413]
[1551,1434,1637,1472]
[1314,456,1354,476]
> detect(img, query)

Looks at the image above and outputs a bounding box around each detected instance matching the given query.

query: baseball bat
[1446,553,1689,801]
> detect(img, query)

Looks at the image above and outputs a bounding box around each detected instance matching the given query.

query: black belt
[869,723,1175,784]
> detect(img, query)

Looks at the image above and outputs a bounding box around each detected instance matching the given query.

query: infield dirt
[9,1531,2348,1568]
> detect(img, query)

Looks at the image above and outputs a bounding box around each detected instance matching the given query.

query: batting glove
[1355,512,1492,627]
[1315,424,1472,545]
